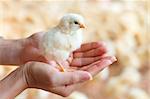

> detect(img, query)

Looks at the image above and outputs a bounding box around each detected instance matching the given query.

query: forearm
[0,38,26,65]
[0,67,27,99]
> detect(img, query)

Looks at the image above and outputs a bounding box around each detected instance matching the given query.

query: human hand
[22,61,92,92]
[22,56,116,97]
[0,32,116,98]
[0,61,92,99]
[22,41,116,96]
[42,42,117,96]
[62,41,109,69]
[21,33,117,97]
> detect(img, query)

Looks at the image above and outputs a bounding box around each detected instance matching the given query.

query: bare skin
[0,32,116,98]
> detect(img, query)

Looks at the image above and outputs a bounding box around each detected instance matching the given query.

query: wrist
[0,38,27,65]
[0,67,28,98]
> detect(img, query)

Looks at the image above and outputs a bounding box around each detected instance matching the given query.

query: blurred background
[0,0,149,99]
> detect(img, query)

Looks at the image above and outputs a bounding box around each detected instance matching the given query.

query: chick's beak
[79,24,86,28]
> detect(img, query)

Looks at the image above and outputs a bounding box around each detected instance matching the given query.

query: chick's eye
[74,21,78,24]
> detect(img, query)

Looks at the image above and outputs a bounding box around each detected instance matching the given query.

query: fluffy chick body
[41,27,82,61]
[40,13,84,63]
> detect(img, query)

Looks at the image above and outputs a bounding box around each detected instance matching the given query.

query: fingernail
[87,72,93,80]
[82,72,93,81]
[110,56,117,63]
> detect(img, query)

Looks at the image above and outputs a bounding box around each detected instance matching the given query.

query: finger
[71,56,103,67]
[74,42,106,52]
[79,56,116,70]
[54,71,92,86]
[86,56,117,76]
[73,46,107,58]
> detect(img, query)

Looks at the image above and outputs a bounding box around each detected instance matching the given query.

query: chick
[40,13,85,72]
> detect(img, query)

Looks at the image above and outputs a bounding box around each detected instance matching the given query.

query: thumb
[54,71,92,87]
